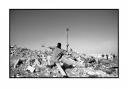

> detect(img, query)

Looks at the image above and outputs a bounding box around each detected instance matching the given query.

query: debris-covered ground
[9,45,118,78]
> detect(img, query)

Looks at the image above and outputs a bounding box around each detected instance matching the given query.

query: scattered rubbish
[9,45,118,78]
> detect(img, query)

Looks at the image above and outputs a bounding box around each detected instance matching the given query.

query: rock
[26,66,35,73]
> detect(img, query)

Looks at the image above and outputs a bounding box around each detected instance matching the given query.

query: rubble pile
[10,45,118,78]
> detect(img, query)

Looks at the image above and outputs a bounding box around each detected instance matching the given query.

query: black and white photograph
[9,9,119,78]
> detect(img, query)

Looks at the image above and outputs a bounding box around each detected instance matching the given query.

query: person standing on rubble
[51,43,64,63]
[48,43,68,77]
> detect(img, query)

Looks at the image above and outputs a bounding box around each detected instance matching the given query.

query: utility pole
[66,28,69,52]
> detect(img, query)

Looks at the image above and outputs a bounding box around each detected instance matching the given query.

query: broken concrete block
[56,63,66,76]
[26,66,35,73]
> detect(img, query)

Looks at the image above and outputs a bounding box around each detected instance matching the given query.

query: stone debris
[9,45,118,78]
[26,66,35,73]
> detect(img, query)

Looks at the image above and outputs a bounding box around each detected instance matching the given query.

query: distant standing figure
[106,54,108,60]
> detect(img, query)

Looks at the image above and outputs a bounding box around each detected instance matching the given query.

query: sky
[10,9,118,54]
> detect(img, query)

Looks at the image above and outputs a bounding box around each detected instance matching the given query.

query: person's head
[57,43,61,49]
